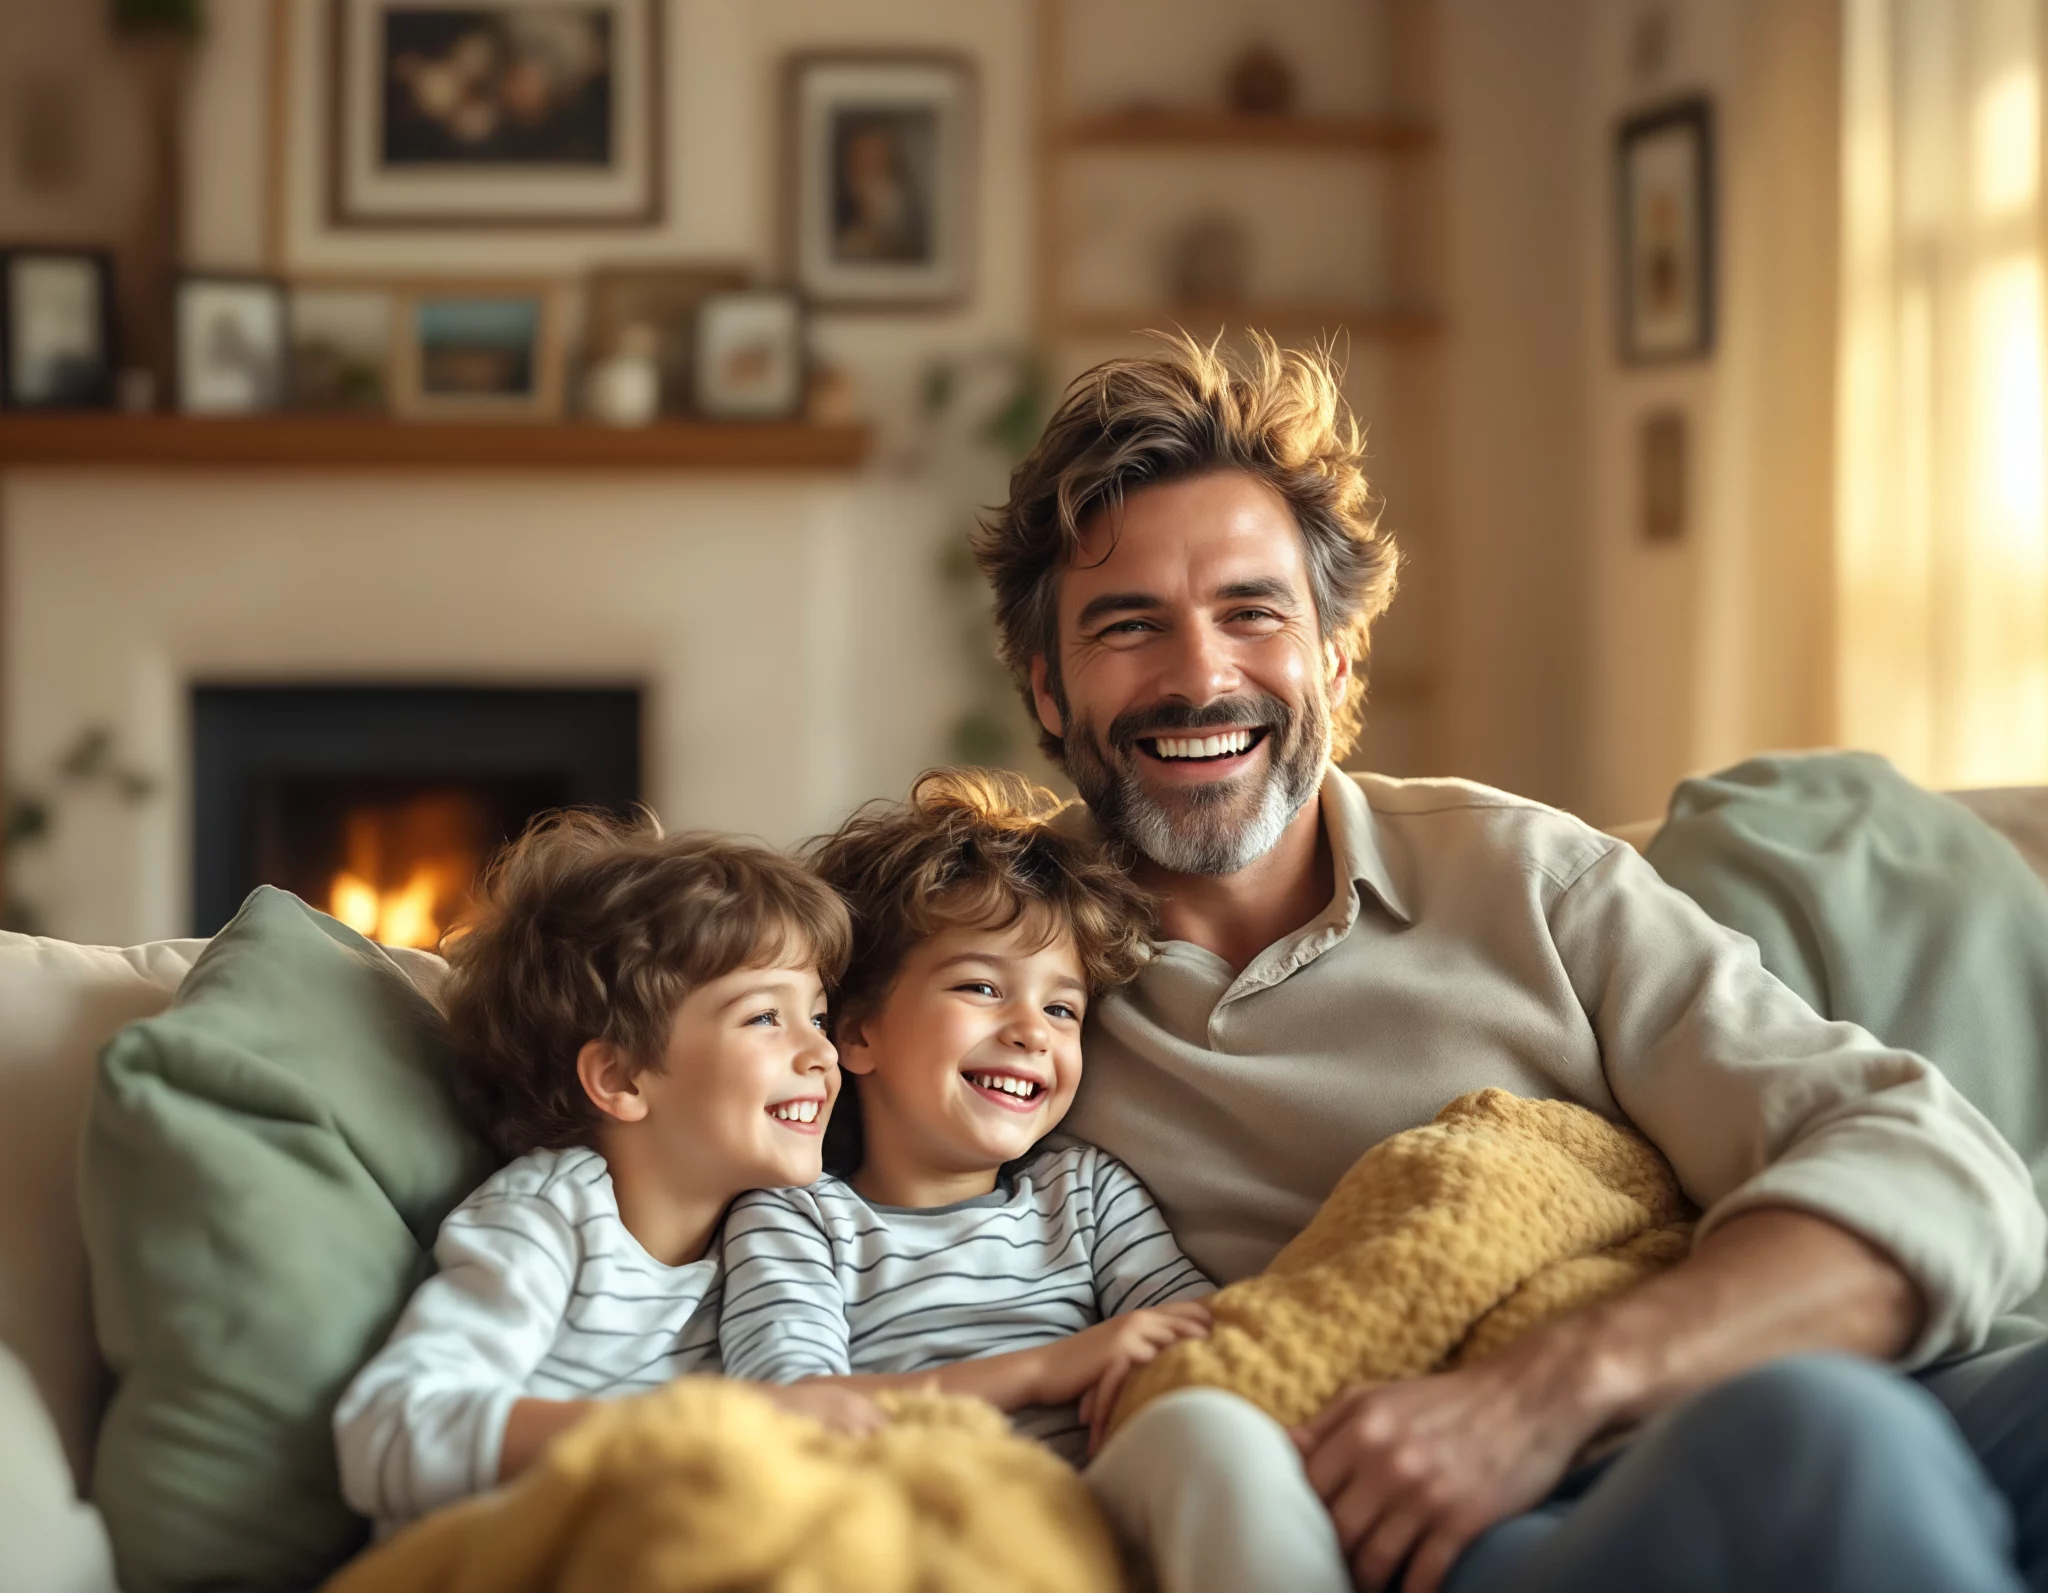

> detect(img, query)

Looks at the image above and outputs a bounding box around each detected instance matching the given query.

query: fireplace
[190,684,642,941]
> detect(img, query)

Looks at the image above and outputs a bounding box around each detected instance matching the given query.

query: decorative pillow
[81,888,491,1593]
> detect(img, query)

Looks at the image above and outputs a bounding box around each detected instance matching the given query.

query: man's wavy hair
[802,767,1154,1173]
[442,809,851,1160]
[972,332,1399,766]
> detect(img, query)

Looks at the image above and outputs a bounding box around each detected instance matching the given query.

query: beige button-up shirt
[1066,767,2045,1365]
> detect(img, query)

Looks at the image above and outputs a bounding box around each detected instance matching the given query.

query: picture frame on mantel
[328,0,664,229]
[785,52,977,309]
[388,279,567,420]
[1616,97,1715,363]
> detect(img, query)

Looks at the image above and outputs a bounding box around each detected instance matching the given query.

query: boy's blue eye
[1047,1003,1081,1022]
[954,980,999,998]
[745,1009,778,1027]
[811,1013,829,1031]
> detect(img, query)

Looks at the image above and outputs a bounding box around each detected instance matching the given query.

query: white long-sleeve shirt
[1066,768,2048,1367]
[718,1139,1213,1462]
[333,1146,722,1532]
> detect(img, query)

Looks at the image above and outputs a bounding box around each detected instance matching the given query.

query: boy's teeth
[970,1073,1039,1099]
[1152,729,1254,760]
[768,1099,820,1124]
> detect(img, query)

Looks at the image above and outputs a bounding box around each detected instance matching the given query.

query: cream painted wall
[1577,0,1840,825]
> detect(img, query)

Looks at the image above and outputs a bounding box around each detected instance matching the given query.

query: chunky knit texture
[321,1379,1124,1593]
[1111,1090,1697,1434]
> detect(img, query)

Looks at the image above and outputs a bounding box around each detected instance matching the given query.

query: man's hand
[1291,1330,1609,1593]
[1039,1301,1211,1419]
[761,1380,890,1438]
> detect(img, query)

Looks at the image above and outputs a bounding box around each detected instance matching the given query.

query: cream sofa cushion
[0,1338,116,1593]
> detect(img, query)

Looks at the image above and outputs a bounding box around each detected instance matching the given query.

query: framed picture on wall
[1616,97,1715,363]
[0,249,114,409]
[175,276,290,414]
[389,280,566,419]
[329,0,663,227]
[785,53,976,308]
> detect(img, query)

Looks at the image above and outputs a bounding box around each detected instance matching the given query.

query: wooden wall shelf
[1059,110,1437,153]
[0,414,873,472]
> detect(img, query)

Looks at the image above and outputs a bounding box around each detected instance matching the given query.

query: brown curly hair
[803,768,1154,1174]
[442,809,852,1160]
[972,331,1399,765]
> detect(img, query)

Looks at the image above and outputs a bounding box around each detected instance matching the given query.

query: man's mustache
[1105,695,1296,754]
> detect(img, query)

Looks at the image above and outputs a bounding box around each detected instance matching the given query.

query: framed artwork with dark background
[329,0,663,228]
[785,53,976,309]
[1616,97,1715,363]
[1,249,115,409]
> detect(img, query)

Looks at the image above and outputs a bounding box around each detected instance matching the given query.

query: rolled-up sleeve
[1551,840,2046,1365]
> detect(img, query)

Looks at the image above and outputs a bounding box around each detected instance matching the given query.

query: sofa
[6,784,2046,1592]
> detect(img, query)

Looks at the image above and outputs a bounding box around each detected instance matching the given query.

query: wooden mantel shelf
[0,413,873,472]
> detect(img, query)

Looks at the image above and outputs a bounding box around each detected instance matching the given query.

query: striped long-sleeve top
[333,1146,723,1533]
[718,1137,1213,1462]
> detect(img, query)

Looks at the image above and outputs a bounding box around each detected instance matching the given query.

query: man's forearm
[1549,1206,1925,1432]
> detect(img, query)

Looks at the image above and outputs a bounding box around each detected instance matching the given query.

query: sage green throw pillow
[82,887,491,1593]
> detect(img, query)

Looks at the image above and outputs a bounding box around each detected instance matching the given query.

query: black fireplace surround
[190,684,642,937]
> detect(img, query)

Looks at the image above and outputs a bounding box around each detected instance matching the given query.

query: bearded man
[971,337,2048,1593]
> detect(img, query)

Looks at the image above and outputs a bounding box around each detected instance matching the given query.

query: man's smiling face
[1031,469,1346,877]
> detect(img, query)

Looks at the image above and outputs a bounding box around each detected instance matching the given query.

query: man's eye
[1096,619,1157,637]
[1229,608,1281,624]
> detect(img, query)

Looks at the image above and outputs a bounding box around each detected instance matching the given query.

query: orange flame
[325,791,484,949]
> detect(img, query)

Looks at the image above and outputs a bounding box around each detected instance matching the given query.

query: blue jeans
[1445,1337,2048,1593]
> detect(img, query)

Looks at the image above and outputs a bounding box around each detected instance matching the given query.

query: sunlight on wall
[1837,0,2048,787]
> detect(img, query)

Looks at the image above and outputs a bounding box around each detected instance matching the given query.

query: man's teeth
[1150,729,1255,760]
[768,1099,821,1124]
[968,1073,1042,1100]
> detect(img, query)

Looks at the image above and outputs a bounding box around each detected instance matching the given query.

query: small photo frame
[330,0,663,228]
[176,275,289,414]
[391,280,565,420]
[694,289,804,419]
[786,53,975,308]
[585,261,750,414]
[288,283,396,412]
[1617,97,1715,363]
[1,249,114,409]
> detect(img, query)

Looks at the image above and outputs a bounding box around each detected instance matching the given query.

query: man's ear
[1325,641,1353,700]
[577,1039,650,1124]
[1029,655,1065,742]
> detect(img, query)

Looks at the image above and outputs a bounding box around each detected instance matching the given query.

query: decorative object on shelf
[804,361,860,426]
[175,276,289,415]
[390,280,566,420]
[287,283,393,412]
[585,262,749,413]
[1616,97,1715,363]
[113,0,203,404]
[786,53,976,308]
[1224,42,1296,117]
[0,249,115,408]
[583,322,660,426]
[1164,214,1252,308]
[2,725,159,935]
[1640,406,1688,543]
[329,0,662,228]
[694,288,805,419]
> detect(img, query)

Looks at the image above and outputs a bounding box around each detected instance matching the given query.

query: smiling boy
[717,770,1356,1593]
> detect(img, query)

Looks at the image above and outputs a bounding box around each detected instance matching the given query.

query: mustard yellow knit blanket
[1109,1088,1697,1435]
[323,1091,1690,1593]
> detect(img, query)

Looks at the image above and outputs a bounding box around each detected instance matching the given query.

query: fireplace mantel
[0,414,871,472]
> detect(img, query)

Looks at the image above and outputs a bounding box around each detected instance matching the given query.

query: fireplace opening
[192,685,642,940]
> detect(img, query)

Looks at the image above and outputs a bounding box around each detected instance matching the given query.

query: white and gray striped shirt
[718,1138,1212,1461]
[333,1146,723,1531]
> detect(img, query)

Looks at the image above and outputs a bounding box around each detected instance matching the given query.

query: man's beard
[1062,686,1330,877]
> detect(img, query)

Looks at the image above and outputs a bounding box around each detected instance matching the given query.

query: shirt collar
[1322,766,1412,926]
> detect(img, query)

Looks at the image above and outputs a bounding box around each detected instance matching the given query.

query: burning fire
[326,792,485,950]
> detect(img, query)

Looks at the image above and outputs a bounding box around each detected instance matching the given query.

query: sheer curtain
[1837,0,2048,785]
